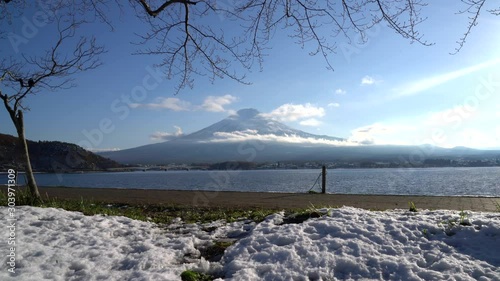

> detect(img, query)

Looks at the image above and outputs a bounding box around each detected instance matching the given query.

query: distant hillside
[0,133,124,172]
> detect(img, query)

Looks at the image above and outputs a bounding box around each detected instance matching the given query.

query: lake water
[3,167,499,197]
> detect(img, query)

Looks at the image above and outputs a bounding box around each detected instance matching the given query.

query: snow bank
[0,206,498,280]
[0,206,210,281]
[222,207,500,281]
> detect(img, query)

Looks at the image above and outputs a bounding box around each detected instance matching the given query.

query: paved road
[31,186,500,212]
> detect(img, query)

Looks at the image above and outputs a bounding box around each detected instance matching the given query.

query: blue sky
[1,1,499,151]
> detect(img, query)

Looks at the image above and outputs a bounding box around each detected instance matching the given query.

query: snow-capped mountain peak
[178,108,344,142]
[232,108,260,119]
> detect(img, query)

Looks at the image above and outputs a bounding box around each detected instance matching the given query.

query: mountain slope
[0,133,124,172]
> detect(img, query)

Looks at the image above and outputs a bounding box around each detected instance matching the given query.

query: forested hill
[0,133,124,172]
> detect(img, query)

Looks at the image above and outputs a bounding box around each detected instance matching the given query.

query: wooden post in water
[321,165,326,194]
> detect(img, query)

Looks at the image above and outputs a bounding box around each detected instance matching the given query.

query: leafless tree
[0,12,105,202]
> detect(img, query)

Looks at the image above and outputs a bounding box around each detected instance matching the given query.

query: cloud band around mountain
[150,126,184,141]
[203,129,359,146]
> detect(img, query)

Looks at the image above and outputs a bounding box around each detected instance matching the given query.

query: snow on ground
[1,206,499,281]
[221,208,500,281]
[0,206,231,281]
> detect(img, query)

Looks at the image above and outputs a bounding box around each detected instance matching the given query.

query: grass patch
[0,187,39,206]
[421,228,429,238]
[408,201,417,212]
[495,201,500,212]
[440,210,472,236]
[0,186,284,224]
[281,203,333,224]
[0,187,338,226]
[458,210,471,226]
[144,205,279,224]
[282,211,321,224]
[200,240,235,262]
[180,270,212,281]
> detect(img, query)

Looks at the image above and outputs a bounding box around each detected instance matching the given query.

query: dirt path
[32,186,500,212]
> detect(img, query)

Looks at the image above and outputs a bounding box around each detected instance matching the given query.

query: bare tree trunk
[14,111,41,203]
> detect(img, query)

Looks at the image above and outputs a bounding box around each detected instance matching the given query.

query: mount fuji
[178,108,345,143]
[99,109,496,165]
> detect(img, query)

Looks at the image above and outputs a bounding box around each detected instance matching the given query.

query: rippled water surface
[5,167,500,196]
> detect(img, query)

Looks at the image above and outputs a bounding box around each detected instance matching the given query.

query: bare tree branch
[3,0,497,94]
[137,0,198,17]
[131,0,442,92]
[489,8,500,15]
[87,0,123,30]
[14,40,103,109]
[1,14,105,114]
[452,0,487,54]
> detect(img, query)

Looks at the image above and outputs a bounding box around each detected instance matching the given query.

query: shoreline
[2,165,500,175]
[18,186,500,212]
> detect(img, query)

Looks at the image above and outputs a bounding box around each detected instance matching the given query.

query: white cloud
[393,58,500,98]
[416,105,499,148]
[150,126,184,141]
[130,94,239,113]
[130,97,191,111]
[328,102,340,108]
[335,88,346,95]
[227,109,237,116]
[341,104,499,148]
[201,95,237,112]
[496,125,500,143]
[347,124,385,145]
[204,117,497,148]
[347,123,415,145]
[361,75,376,85]
[261,103,325,122]
[457,128,499,149]
[424,106,475,128]
[299,118,322,127]
[205,129,358,146]
[423,100,499,130]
